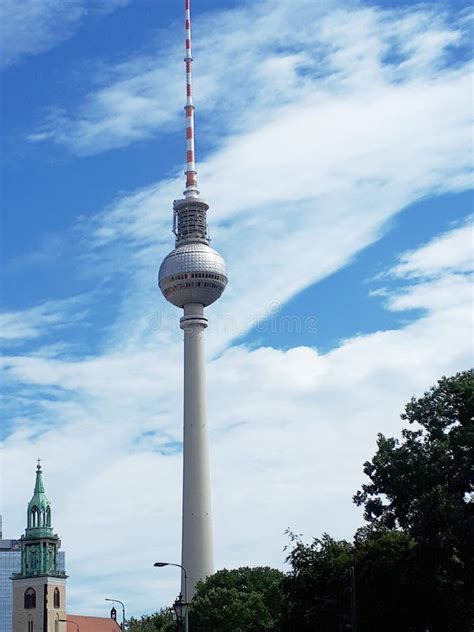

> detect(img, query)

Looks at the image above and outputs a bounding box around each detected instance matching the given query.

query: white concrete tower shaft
[180,303,213,596]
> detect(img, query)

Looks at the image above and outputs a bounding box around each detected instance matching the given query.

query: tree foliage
[189,567,284,632]
[354,370,473,538]
[282,529,422,632]
[352,529,420,631]
[354,370,474,630]
[126,610,174,632]
[282,532,353,631]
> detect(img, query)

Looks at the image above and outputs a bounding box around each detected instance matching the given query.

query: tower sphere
[159,242,227,308]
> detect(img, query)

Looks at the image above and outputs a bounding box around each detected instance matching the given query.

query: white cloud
[0,0,128,68]
[27,1,471,155]
[391,218,473,279]
[0,297,88,344]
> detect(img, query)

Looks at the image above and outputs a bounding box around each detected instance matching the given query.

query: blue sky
[1,0,472,619]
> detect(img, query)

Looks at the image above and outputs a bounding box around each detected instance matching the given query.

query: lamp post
[172,593,188,632]
[349,566,357,632]
[58,620,79,632]
[154,562,189,632]
[105,598,126,630]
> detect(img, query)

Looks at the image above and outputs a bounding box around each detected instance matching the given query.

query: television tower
[158,0,227,599]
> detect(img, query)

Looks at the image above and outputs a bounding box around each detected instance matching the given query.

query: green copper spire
[15,460,66,578]
[26,458,53,536]
[34,458,45,492]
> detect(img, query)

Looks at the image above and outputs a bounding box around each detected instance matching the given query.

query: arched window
[24,588,36,609]
[46,507,51,526]
[30,507,39,528]
[54,587,60,608]
[28,621,34,632]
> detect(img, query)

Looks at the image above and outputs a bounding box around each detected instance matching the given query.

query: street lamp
[154,562,189,632]
[105,598,126,630]
[172,593,188,632]
[59,620,79,632]
[154,562,188,604]
[349,566,357,632]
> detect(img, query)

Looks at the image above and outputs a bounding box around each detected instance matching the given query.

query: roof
[29,463,49,509]
[67,615,122,632]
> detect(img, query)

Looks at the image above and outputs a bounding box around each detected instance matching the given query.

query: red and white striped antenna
[184,0,198,197]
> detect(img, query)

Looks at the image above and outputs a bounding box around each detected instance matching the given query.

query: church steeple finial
[34,458,45,494]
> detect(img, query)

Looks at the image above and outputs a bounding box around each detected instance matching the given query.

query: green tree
[352,529,420,632]
[282,532,353,631]
[354,370,474,631]
[283,371,473,631]
[282,529,421,632]
[189,567,284,632]
[126,610,174,632]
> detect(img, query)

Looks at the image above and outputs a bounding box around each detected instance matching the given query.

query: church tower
[12,462,67,632]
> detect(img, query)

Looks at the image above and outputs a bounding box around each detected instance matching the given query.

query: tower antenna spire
[184,0,198,198]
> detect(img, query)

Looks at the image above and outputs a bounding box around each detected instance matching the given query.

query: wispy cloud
[0,0,128,68]
[391,217,473,279]
[0,297,88,344]
[27,1,471,155]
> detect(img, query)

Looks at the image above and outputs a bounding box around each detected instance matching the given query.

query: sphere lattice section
[159,243,227,308]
